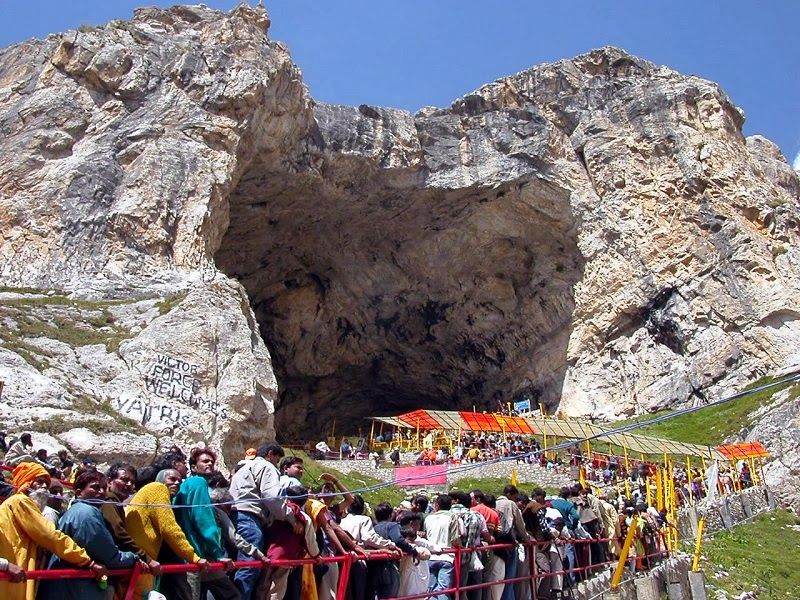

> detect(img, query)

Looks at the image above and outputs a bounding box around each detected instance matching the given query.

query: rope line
[3,373,796,508]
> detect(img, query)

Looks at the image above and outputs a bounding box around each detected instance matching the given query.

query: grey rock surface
[0,5,798,487]
[219,44,800,436]
[745,386,800,512]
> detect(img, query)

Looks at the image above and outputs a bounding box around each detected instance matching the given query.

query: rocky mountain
[0,5,798,479]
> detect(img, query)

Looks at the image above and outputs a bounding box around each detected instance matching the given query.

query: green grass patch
[700,509,800,599]
[156,293,188,315]
[35,414,143,436]
[614,375,800,445]
[0,285,49,294]
[0,303,132,354]
[0,330,52,371]
[449,476,559,497]
[18,311,130,353]
[72,396,135,421]
[0,294,135,309]
[284,450,406,507]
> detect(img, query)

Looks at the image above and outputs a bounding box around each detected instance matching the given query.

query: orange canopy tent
[717,441,770,460]
[460,412,535,434]
[383,409,535,434]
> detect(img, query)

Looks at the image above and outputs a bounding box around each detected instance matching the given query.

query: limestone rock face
[219,47,800,434]
[744,369,800,513]
[0,277,276,466]
[0,5,289,465]
[0,5,799,486]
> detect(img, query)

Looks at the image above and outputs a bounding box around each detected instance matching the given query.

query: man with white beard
[0,463,107,600]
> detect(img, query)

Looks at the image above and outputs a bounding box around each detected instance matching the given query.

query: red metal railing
[0,533,670,600]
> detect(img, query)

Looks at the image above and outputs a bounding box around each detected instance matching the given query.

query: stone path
[317,455,572,489]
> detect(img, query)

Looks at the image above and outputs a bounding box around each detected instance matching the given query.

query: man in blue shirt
[549,487,580,582]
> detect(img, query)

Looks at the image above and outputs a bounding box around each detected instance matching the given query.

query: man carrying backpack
[496,486,531,600]
[450,491,492,600]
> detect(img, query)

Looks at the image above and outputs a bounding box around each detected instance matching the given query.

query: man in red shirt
[470,490,500,532]
[256,485,318,599]
[470,490,504,600]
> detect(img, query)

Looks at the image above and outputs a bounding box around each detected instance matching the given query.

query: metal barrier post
[123,560,143,600]
[529,541,538,600]
[610,519,638,591]
[691,517,706,572]
[454,546,462,600]
[336,553,353,600]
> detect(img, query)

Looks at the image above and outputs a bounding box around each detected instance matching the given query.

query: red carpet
[394,464,447,487]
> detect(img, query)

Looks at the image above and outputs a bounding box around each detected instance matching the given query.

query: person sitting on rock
[34,449,50,467]
[42,449,72,479]
[0,462,107,600]
[3,433,35,467]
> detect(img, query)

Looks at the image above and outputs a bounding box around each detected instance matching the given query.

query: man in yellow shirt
[125,468,209,599]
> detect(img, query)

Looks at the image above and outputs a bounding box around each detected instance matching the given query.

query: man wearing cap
[0,463,107,600]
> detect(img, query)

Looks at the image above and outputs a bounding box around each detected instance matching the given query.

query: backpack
[458,510,484,570]
[492,501,516,562]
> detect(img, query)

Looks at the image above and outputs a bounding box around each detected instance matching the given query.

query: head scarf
[12,462,50,495]
[155,469,173,484]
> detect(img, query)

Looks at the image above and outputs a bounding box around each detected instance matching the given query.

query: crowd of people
[0,430,679,600]
[391,431,756,510]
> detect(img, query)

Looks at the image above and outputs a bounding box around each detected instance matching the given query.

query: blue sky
[1,1,798,168]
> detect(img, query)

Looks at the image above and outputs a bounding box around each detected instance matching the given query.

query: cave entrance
[215,154,582,442]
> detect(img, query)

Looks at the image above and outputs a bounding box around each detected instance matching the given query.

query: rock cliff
[0,5,798,475]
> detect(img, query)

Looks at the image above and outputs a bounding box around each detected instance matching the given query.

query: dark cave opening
[214,155,583,441]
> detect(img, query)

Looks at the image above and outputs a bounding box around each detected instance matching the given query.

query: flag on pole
[705,460,719,503]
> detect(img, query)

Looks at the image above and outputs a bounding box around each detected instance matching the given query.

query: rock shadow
[216,114,584,440]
